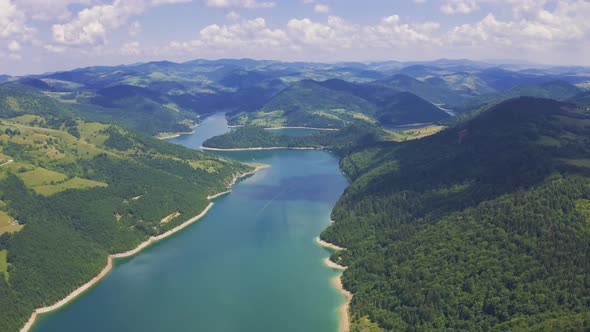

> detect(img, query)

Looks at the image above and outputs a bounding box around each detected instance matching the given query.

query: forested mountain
[0,87,251,332]
[373,74,466,105]
[570,91,590,107]
[317,79,449,125]
[9,59,587,135]
[203,122,387,154]
[1,82,198,136]
[228,80,379,128]
[455,80,583,111]
[320,97,590,331]
[228,79,449,128]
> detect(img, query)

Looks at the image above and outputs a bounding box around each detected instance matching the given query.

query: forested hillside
[203,123,387,154]
[0,88,251,331]
[228,79,450,128]
[321,97,590,331]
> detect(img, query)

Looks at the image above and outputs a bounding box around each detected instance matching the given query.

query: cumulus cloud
[441,0,479,14]
[203,0,275,8]
[314,4,330,13]
[447,0,590,49]
[159,14,439,61]
[0,0,35,39]
[129,21,143,36]
[120,41,141,55]
[152,0,192,4]
[12,0,98,22]
[51,1,149,46]
[49,0,193,47]
[226,11,241,20]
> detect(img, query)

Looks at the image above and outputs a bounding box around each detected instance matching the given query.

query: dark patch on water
[239,174,343,203]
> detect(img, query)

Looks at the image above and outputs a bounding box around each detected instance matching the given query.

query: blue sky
[1,0,590,75]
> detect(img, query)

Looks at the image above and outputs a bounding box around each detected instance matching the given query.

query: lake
[32,113,348,332]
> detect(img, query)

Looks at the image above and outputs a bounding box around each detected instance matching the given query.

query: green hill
[0,88,250,332]
[229,79,449,128]
[321,97,590,331]
[456,80,582,111]
[228,80,379,128]
[374,74,465,105]
[203,122,387,154]
[569,91,590,107]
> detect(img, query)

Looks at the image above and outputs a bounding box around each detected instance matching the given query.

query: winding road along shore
[20,166,267,332]
[316,236,352,332]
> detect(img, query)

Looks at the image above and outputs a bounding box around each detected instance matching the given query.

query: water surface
[33,113,347,332]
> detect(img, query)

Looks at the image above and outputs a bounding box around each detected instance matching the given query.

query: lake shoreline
[156,124,200,140]
[202,146,321,151]
[207,164,270,200]
[20,166,265,332]
[264,126,339,131]
[316,236,352,332]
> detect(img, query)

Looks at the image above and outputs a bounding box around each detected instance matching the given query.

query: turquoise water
[32,114,347,332]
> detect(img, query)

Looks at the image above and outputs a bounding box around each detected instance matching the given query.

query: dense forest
[227,79,450,129]
[320,97,590,331]
[203,123,387,155]
[0,89,251,331]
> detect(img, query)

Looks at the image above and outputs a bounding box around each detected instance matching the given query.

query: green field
[0,210,22,235]
[0,249,7,276]
[387,125,446,142]
[34,177,108,196]
[17,167,68,187]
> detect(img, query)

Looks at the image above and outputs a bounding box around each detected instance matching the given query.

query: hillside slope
[321,97,590,331]
[229,79,449,128]
[0,89,250,332]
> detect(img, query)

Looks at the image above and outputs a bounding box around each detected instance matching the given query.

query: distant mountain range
[0,58,587,133]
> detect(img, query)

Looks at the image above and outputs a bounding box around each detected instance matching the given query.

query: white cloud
[129,21,143,36]
[152,0,192,4]
[45,44,67,53]
[0,0,35,40]
[314,4,330,13]
[441,0,479,14]
[13,0,97,22]
[51,1,149,46]
[160,14,439,61]
[8,40,20,51]
[50,0,193,47]
[226,11,241,20]
[447,1,590,49]
[120,41,141,55]
[203,0,275,8]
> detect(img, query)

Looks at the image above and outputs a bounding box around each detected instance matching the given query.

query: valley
[1,57,590,332]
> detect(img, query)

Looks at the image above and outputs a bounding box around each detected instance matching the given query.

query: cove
[31,113,348,332]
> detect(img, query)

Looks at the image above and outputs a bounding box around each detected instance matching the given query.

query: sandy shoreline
[264,126,339,131]
[316,236,347,251]
[156,130,195,140]
[202,146,321,151]
[332,276,353,332]
[315,236,352,332]
[20,165,265,332]
[207,164,270,200]
[156,124,200,140]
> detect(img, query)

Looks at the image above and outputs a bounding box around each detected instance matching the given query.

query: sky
[1,0,590,75]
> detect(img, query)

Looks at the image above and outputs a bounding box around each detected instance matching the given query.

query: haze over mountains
[2,57,590,331]
[0,58,587,135]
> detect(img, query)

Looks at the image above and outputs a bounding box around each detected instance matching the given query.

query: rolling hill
[455,80,582,111]
[0,85,251,332]
[229,79,450,128]
[321,97,590,331]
